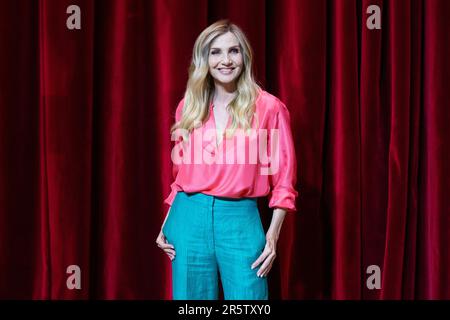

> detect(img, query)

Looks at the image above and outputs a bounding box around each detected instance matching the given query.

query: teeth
[219,68,234,74]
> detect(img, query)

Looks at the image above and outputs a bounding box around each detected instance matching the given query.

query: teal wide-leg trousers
[162,191,268,300]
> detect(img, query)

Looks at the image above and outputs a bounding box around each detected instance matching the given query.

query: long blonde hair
[170,19,261,140]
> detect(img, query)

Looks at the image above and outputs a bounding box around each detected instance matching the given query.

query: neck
[213,81,237,106]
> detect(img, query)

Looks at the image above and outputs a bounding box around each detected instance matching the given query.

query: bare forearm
[266,208,287,240]
[161,206,171,230]
[252,208,286,276]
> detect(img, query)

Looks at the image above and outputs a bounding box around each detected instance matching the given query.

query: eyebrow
[210,45,240,50]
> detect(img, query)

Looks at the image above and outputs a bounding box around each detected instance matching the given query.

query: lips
[218,67,235,75]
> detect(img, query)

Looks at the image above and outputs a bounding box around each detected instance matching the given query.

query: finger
[158,242,175,249]
[260,254,276,277]
[251,250,269,270]
[260,260,275,277]
[257,253,276,277]
[163,248,176,256]
[256,258,270,277]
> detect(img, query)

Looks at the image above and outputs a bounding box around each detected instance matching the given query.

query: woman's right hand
[156,229,176,261]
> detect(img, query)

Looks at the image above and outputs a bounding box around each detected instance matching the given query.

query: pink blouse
[164,90,299,212]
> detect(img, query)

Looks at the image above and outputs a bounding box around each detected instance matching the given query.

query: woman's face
[208,31,243,88]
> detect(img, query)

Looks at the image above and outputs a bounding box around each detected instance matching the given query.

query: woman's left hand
[251,234,278,277]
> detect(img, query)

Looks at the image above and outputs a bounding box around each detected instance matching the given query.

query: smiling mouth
[218,67,235,74]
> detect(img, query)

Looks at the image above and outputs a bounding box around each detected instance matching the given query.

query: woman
[156,19,298,300]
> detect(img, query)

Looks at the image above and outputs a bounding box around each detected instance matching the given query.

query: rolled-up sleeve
[268,101,299,213]
[163,99,185,206]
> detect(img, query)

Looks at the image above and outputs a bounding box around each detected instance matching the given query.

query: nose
[222,54,232,64]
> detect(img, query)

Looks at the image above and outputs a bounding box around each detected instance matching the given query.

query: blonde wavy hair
[170,19,261,140]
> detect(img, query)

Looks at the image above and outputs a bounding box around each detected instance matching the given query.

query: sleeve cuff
[164,184,181,206]
[268,188,298,213]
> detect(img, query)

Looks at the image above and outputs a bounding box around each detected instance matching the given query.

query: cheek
[234,55,244,67]
[208,56,220,67]
[238,55,244,65]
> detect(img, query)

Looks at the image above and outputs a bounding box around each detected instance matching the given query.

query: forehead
[210,31,240,47]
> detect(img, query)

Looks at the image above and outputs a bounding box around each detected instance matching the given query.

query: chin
[216,77,237,85]
[212,73,240,85]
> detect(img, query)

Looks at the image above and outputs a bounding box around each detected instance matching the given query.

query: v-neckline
[210,103,231,149]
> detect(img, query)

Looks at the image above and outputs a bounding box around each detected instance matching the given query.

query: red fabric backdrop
[0,0,449,299]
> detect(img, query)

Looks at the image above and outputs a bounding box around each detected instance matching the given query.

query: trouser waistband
[177,191,258,208]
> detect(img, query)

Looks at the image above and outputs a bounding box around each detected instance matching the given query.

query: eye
[230,48,239,53]
[210,50,219,55]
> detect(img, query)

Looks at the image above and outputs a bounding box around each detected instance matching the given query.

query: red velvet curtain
[0,0,449,299]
